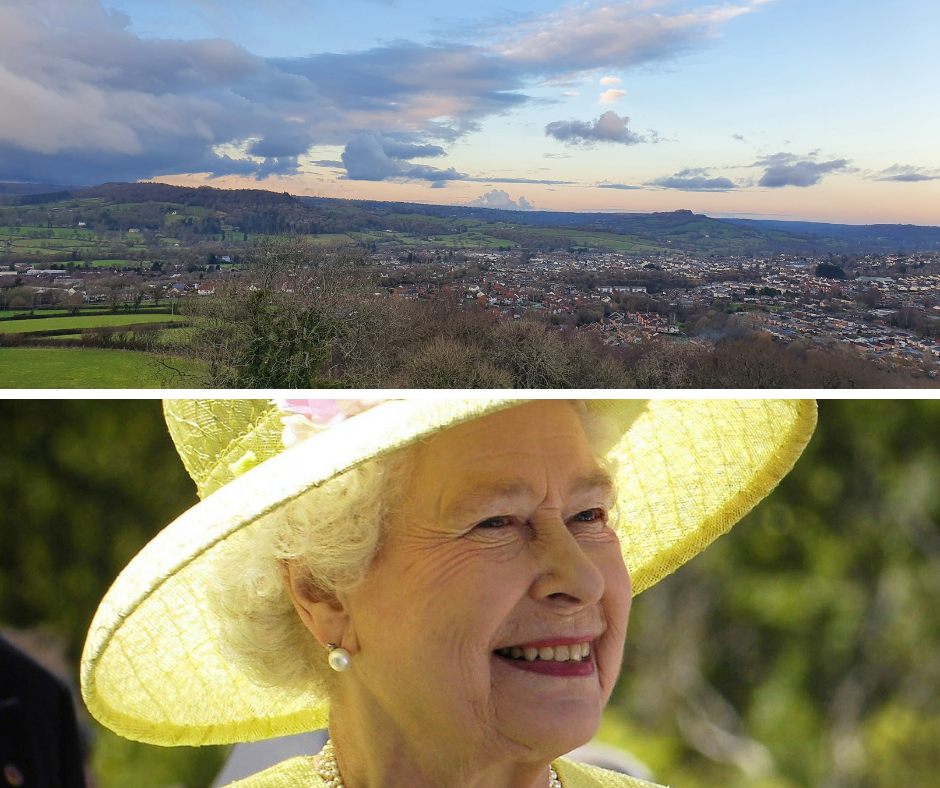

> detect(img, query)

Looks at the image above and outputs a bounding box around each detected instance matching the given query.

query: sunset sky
[1,0,937,224]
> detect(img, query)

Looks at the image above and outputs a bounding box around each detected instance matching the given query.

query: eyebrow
[441,470,615,523]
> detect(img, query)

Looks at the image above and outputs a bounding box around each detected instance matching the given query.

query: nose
[528,513,606,607]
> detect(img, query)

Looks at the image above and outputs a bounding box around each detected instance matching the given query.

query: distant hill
[719,217,940,252]
[0,181,82,196]
[3,181,938,254]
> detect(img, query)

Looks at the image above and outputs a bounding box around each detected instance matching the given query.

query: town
[3,245,939,372]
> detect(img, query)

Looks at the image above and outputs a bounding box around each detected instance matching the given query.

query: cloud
[597,182,642,190]
[599,89,627,104]
[646,167,737,191]
[311,160,344,168]
[470,176,574,185]
[732,133,746,142]
[599,76,622,85]
[497,1,754,77]
[463,189,535,210]
[873,164,940,182]
[564,91,580,97]
[340,132,464,182]
[0,0,329,182]
[0,0,763,184]
[754,152,849,188]
[545,111,643,146]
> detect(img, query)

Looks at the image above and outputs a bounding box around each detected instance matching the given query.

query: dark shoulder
[0,636,69,695]
[555,757,672,788]
[221,756,320,788]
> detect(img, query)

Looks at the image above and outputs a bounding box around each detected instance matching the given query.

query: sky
[1,0,938,224]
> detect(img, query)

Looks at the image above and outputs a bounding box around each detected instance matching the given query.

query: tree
[816,262,846,279]
[606,400,940,788]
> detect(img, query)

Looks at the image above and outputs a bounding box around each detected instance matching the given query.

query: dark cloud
[272,45,528,140]
[340,132,465,182]
[544,111,644,147]
[732,134,746,142]
[245,123,320,161]
[597,182,642,190]
[646,168,737,191]
[755,152,849,188]
[874,164,940,182]
[311,160,344,168]
[0,1,334,182]
[469,176,574,185]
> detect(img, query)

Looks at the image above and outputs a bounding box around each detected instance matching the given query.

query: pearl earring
[327,643,351,672]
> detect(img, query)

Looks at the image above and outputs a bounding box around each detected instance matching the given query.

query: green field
[0,348,203,388]
[0,313,178,333]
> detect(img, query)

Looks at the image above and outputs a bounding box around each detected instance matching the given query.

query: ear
[283,562,352,650]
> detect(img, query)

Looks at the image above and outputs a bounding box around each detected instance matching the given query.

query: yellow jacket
[223,756,669,788]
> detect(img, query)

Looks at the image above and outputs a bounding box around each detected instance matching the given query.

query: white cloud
[599,76,622,85]
[599,88,627,104]
[463,189,535,210]
[564,90,580,97]
[497,1,754,76]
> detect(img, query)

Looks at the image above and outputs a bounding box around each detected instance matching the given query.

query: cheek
[597,552,632,698]
[360,543,516,656]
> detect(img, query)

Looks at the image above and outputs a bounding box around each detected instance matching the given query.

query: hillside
[2,181,939,256]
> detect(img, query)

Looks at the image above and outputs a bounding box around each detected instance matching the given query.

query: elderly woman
[81,398,816,788]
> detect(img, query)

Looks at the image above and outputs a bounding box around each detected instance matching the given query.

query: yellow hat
[81,398,816,747]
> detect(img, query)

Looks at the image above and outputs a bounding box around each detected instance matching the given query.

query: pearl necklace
[313,740,562,788]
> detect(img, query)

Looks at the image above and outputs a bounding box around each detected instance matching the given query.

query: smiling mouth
[493,642,592,663]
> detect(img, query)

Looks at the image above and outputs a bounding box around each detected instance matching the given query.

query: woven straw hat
[81,398,816,747]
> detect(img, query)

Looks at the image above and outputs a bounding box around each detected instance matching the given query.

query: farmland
[0,313,178,333]
[0,348,199,388]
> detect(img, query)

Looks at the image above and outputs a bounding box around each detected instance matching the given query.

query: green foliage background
[0,400,937,788]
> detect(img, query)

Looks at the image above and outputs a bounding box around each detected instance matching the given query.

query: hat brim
[81,398,816,746]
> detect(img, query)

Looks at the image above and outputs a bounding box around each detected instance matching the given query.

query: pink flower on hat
[274,399,387,448]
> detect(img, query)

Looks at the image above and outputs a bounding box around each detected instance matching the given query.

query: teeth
[497,642,593,662]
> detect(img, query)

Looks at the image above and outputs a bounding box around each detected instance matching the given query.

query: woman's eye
[572,508,606,523]
[476,516,511,529]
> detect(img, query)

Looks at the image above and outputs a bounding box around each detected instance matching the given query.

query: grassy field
[0,314,179,333]
[0,306,168,319]
[0,348,203,388]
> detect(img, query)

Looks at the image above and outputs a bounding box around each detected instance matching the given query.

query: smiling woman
[80,398,817,788]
